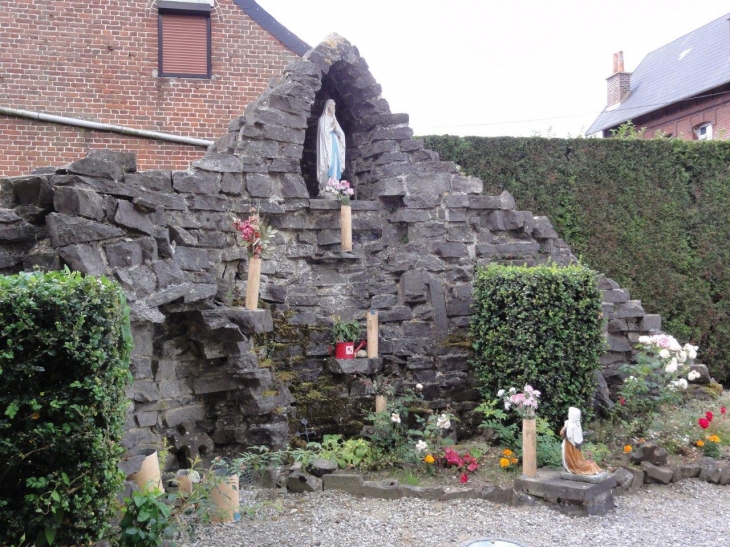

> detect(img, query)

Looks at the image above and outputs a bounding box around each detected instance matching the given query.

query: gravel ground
[178,479,730,547]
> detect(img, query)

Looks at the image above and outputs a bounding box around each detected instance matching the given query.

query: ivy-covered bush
[0,269,133,546]
[470,264,604,429]
[424,135,730,384]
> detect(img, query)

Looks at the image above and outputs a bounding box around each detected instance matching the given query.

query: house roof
[586,13,730,136]
[233,0,310,56]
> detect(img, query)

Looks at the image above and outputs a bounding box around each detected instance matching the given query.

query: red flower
[721,407,727,415]
[467,462,478,472]
[699,417,710,429]
[706,411,714,422]
[460,473,468,484]
[619,397,626,406]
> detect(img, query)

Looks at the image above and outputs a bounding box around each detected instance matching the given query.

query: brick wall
[606,83,730,140]
[0,0,301,176]
[0,115,207,174]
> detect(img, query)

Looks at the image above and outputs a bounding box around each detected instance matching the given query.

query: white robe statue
[316,99,346,194]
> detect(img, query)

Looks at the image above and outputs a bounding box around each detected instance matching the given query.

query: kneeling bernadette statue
[316,99,346,194]
[560,407,603,476]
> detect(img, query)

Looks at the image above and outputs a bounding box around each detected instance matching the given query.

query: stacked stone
[0,34,667,454]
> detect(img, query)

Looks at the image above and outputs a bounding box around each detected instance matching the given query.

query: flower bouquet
[232,207,277,259]
[498,385,541,419]
[324,179,354,205]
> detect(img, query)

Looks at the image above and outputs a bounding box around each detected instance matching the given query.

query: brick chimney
[606,51,631,107]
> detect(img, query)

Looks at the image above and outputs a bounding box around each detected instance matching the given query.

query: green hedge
[425,135,730,384]
[0,270,133,546]
[470,264,605,429]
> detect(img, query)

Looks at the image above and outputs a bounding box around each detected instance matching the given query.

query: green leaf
[44,527,57,546]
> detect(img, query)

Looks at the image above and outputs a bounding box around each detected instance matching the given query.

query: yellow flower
[708,435,721,443]
[499,457,510,468]
[696,440,705,447]
[423,454,435,464]
[502,448,513,457]
[623,444,632,453]
[510,457,518,465]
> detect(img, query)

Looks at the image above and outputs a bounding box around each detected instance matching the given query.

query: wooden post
[340,204,352,251]
[367,310,378,358]
[245,256,261,310]
[522,418,537,478]
[375,395,387,412]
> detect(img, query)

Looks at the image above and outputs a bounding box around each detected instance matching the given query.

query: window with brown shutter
[158,2,211,79]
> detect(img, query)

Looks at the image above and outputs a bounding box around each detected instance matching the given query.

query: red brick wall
[0,115,207,174]
[0,0,301,176]
[606,83,730,140]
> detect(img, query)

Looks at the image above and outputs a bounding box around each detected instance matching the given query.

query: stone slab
[514,468,616,516]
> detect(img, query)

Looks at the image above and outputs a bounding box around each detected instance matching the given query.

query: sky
[256,0,730,138]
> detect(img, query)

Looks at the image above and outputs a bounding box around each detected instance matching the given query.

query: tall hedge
[0,270,133,545]
[425,135,730,384]
[470,264,604,429]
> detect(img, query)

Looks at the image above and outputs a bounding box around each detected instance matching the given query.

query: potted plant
[331,316,363,359]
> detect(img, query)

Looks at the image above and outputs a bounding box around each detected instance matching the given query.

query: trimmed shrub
[424,135,730,384]
[470,264,605,429]
[0,269,133,546]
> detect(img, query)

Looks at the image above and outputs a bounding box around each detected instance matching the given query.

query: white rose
[416,383,423,391]
[688,370,700,381]
[415,440,428,452]
[436,414,451,429]
[677,351,687,364]
[638,335,651,345]
[391,413,401,424]
[497,389,505,397]
[659,349,670,359]
[665,360,678,373]
[677,378,688,390]
[669,336,682,351]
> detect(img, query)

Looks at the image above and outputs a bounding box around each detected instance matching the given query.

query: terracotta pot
[210,470,240,523]
[245,256,261,310]
[375,395,387,413]
[129,449,164,492]
[340,204,352,251]
[176,469,200,497]
[522,418,537,478]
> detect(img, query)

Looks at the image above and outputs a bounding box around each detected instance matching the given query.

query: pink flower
[655,335,672,349]
[706,411,714,422]
[721,406,727,415]
[460,473,468,484]
[699,417,710,429]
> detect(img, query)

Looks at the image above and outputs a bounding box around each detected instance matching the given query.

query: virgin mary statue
[317,99,346,194]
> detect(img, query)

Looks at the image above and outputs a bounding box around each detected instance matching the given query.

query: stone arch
[207,34,414,200]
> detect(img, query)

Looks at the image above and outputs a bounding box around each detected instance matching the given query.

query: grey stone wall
[0,35,661,460]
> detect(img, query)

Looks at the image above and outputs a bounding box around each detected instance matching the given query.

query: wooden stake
[245,256,261,310]
[367,310,378,358]
[522,418,537,478]
[340,204,352,251]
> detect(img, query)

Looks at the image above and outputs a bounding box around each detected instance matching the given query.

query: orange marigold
[423,454,435,464]
[499,457,510,468]
[708,435,721,443]
[510,457,518,465]
[696,440,705,447]
[623,445,632,453]
[502,448,513,457]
